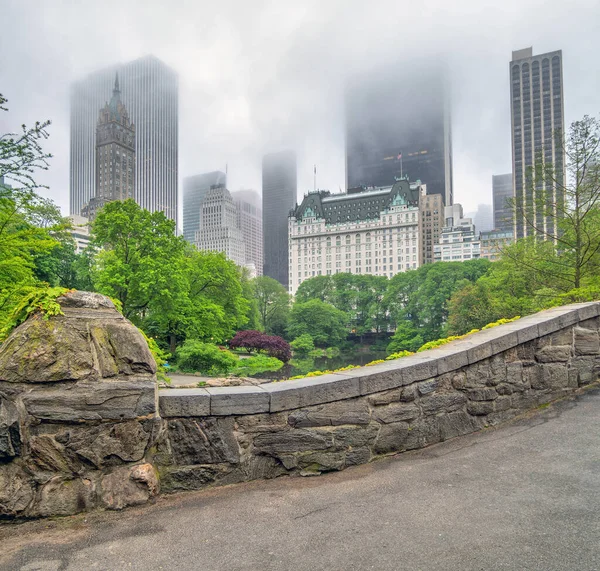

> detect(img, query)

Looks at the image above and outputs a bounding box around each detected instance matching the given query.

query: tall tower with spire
[82,73,136,220]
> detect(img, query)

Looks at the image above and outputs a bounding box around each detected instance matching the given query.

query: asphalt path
[1,387,599,571]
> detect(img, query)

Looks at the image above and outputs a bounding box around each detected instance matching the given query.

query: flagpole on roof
[314,164,316,192]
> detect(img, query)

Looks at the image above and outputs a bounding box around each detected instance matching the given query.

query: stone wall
[155,303,600,492]
[2,295,599,518]
[0,292,160,518]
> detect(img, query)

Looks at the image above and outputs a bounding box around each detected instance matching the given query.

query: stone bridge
[1,291,599,518]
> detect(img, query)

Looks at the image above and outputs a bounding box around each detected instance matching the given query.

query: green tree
[0,93,60,336]
[183,249,249,344]
[290,333,315,353]
[386,321,423,354]
[288,299,348,347]
[90,199,188,353]
[510,114,600,291]
[253,276,290,336]
[385,259,491,343]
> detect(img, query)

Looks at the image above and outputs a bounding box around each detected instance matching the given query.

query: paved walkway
[1,388,599,571]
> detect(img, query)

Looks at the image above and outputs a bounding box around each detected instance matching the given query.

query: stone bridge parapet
[1,293,599,518]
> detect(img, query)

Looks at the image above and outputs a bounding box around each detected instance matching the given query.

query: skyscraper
[71,55,178,224]
[82,75,135,221]
[262,150,297,288]
[194,184,246,267]
[183,171,226,243]
[510,47,565,239]
[345,65,453,205]
[492,173,513,232]
[231,189,263,276]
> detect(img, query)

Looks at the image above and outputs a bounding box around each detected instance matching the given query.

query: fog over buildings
[1,0,599,220]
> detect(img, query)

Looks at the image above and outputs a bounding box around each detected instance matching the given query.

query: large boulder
[0,291,159,518]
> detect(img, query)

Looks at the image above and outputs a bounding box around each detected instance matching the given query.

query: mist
[1,0,599,220]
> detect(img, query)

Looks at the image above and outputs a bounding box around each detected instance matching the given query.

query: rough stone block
[421,392,467,415]
[574,327,600,356]
[367,387,404,406]
[101,463,159,510]
[287,401,371,428]
[253,429,333,456]
[54,421,150,469]
[404,417,441,450]
[347,361,404,395]
[535,345,571,363]
[400,355,439,386]
[540,363,570,390]
[0,461,34,516]
[166,417,239,465]
[466,341,493,365]
[330,423,379,448]
[467,388,498,401]
[262,374,360,413]
[417,378,438,395]
[160,463,236,492]
[439,411,484,440]
[33,475,96,517]
[576,303,600,322]
[207,386,269,416]
[431,345,469,374]
[373,403,420,424]
[0,396,21,459]
[467,401,494,416]
[570,356,600,386]
[298,451,345,472]
[22,380,156,422]
[159,388,210,417]
[373,422,409,454]
[345,447,371,466]
[494,396,512,412]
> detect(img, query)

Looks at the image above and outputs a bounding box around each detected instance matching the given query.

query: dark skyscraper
[183,171,226,243]
[82,75,135,221]
[71,55,178,224]
[510,47,565,239]
[262,150,297,288]
[345,65,453,205]
[492,173,514,233]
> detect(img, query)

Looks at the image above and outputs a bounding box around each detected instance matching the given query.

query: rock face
[0,291,159,518]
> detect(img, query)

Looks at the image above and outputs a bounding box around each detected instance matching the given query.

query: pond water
[251,351,388,381]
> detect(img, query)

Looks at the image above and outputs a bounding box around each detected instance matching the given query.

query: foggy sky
[1,0,599,221]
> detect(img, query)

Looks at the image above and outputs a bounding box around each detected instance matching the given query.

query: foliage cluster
[233,354,284,377]
[229,329,292,362]
[176,340,238,376]
[290,333,315,353]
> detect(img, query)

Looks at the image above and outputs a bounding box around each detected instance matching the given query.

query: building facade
[68,215,91,254]
[480,229,513,261]
[510,47,565,239]
[262,150,297,288]
[492,173,514,232]
[231,189,263,276]
[82,75,135,221]
[434,204,480,262]
[70,55,178,224]
[345,65,453,205]
[194,184,246,267]
[183,171,226,243]
[288,179,423,295]
[419,192,443,264]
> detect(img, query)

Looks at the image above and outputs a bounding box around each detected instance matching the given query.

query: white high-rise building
[195,184,246,267]
[288,179,424,295]
[70,55,178,224]
[433,204,481,262]
[231,189,263,276]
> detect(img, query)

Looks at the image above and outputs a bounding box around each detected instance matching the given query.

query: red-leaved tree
[229,330,291,362]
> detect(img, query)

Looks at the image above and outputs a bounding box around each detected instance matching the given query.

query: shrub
[229,330,292,362]
[233,354,284,377]
[177,340,238,375]
[290,333,314,353]
[229,330,264,353]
